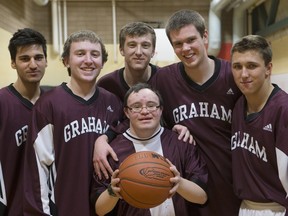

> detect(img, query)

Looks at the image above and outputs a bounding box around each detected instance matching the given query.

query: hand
[166,159,181,198]
[172,124,195,145]
[110,169,122,198]
[93,135,118,180]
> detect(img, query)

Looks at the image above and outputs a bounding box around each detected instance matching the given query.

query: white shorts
[239,200,286,216]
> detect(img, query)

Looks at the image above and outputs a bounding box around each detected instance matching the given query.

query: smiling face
[169,24,208,70]
[64,40,103,84]
[11,44,47,85]
[231,50,272,96]
[120,34,155,73]
[124,88,162,138]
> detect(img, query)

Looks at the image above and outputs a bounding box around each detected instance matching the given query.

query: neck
[67,80,96,100]
[246,83,274,114]
[129,125,161,139]
[185,57,214,85]
[123,65,151,87]
[13,80,41,104]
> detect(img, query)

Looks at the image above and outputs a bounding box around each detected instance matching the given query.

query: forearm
[95,190,119,215]
[176,177,207,204]
[105,129,116,143]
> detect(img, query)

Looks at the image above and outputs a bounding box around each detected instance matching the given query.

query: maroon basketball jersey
[231,85,288,209]
[23,83,123,216]
[150,57,242,216]
[97,64,159,101]
[0,85,35,215]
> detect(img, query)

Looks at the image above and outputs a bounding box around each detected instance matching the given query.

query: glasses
[126,104,161,113]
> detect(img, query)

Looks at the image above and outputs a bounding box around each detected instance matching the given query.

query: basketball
[118,151,174,209]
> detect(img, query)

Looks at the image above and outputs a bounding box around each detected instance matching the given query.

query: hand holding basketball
[108,169,121,197]
[117,151,174,209]
[165,158,181,198]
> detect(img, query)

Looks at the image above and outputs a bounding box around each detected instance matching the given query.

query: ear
[124,108,130,119]
[203,30,209,46]
[119,46,125,57]
[11,60,16,69]
[159,107,163,115]
[62,57,69,68]
[151,49,155,58]
[265,62,273,77]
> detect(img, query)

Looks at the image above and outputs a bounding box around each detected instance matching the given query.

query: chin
[132,66,146,71]
[139,124,158,131]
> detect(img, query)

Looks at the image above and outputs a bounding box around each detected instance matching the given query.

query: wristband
[107,183,117,197]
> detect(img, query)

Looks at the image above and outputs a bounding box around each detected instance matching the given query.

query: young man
[0,28,47,215]
[23,30,123,216]
[91,83,208,216]
[231,35,288,216]
[149,9,242,216]
[97,21,158,100]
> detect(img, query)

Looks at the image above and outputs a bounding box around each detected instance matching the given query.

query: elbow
[198,192,208,205]
[95,207,106,216]
[95,201,106,216]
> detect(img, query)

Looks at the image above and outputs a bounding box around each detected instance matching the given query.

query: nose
[140,106,149,114]
[29,58,37,69]
[135,45,142,55]
[84,54,93,63]
[182,42,190,51]
[241,67,249,78]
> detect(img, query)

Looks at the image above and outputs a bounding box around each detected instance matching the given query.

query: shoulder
[34,84,65,106]
[270,86,288,112]
[0,86,9,96]
[40,85,55,93]
[211,56,232,75]
[275,86,288,99]
[211,56,242,96]
[97,86,118,97]
[161,128,191,146]
[151,62,181,83]
[109,135,135,163]
[150,63,160,73]
[40,84,63,97]
[157,62,180,73]
[233,95,246,114]
[161,129,201,163]
[0,86,14,106]
[97,69,121,85]
[97,87,122,102]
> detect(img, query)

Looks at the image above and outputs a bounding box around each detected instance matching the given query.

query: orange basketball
[118,151,174,209]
